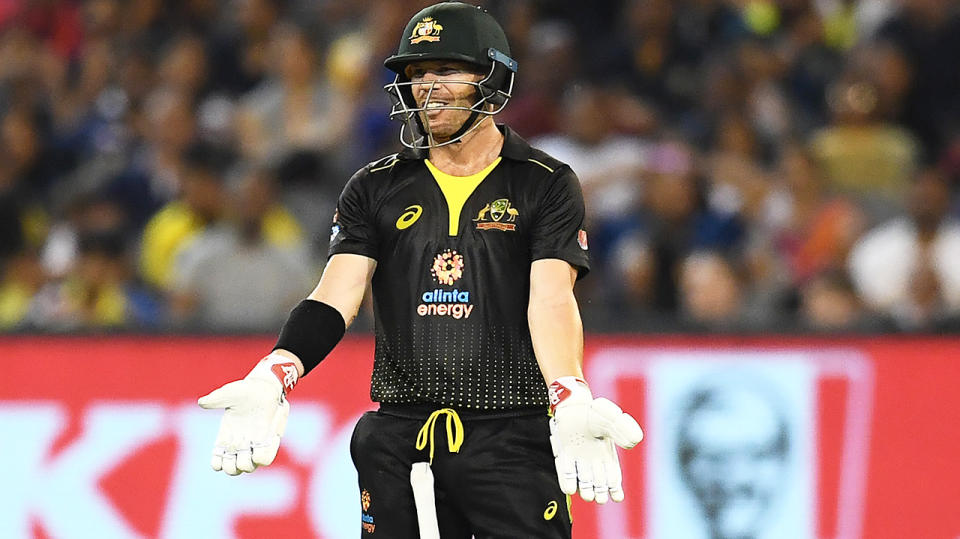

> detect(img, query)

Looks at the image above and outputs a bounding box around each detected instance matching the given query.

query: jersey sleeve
[530,166,590,278]
[328,169,380,260]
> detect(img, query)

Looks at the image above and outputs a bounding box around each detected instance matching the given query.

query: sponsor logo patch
[430,249,464,286]
[577,229,588,250]
[330,209,341,242]
[419,250,474,319]
[361,489,375,533]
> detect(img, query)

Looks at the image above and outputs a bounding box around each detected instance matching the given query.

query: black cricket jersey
[329,126,590,410]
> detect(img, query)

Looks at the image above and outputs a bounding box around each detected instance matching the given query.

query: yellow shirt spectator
[140,202,206,290]
[140,201,304,290]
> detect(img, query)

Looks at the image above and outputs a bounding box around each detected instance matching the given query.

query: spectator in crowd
[797,269,877,332]
[0,250,45,330]
[156,32,210,102]
[677,250,747,331]
[207,0,280,97]
[877,0,960,158]
[28,229,162,331]
[0,0,956,333]
[498,18,578,139]
[760,142,865,287]
[0,162,26,264]
[40,193,129,280]
[532,82,649,266]
[170,166,311,331]
[809,66,919,220]
[108,87,198,228]
[236,21,353,171]
[139,142,231,291]
[640,139,743,313]
[847,166,960,330]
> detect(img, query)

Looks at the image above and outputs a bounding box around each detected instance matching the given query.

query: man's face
[404,60,485,141]
[679,389,788,539]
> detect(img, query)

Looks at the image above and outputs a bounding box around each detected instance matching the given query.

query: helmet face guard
[383,49,516,149]
[383,3,517,150]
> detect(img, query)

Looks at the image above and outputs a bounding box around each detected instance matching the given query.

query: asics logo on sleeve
[396,205,423,229]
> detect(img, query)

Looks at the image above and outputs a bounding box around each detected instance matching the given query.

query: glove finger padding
[221,453,239,476]
[236,448,256,473]
[200,371,288,475]
[198,381,248,410]
[554,447,578,496]
[252,400,289,467]
[548,418,561,458]
[557,454,578,496]
[576,458,596,502]
[602,437,625,502]
[590,398,644,449]
[211,447,224,472]
[591,457,609,504]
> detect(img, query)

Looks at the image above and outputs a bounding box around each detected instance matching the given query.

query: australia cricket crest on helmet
[410,17,443,44]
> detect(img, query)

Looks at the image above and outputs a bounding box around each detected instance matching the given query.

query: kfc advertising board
[1,335,958,538]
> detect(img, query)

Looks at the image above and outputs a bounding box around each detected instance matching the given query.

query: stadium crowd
[1,0,959,334]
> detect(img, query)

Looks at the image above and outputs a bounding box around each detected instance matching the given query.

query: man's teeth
[426,102,447,108]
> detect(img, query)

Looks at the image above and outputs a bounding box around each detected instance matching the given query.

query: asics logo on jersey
[396,205,423,230]
[543,500,558,520]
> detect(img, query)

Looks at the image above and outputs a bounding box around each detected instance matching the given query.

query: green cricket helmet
[383,2,518,149]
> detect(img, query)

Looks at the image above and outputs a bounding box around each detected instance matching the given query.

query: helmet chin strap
[420,86,486,147]
[389,80,499,149]
[428,109,481,147]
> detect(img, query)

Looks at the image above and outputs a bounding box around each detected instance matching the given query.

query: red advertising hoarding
[1,335,958,538]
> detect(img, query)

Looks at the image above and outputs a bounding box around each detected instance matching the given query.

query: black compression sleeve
[273,299,346,375]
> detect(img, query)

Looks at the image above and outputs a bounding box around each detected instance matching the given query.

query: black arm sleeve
[274,299,346,375]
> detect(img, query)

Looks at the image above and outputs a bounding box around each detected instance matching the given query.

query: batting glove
[197,352,299,475]
[549,376,644,504]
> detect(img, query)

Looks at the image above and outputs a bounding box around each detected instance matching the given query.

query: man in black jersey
[199,3,644,537]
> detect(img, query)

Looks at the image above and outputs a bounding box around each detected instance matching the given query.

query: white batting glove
[549,376,644,504]
[197,352,299,475]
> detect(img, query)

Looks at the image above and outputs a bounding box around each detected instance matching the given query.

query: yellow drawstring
[415,408,464,464]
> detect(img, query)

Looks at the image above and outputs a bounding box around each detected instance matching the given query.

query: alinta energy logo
[419,249,474,319]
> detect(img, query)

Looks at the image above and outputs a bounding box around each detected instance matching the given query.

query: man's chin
[422,125,457,143]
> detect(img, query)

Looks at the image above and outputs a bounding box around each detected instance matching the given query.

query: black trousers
[350,406,573,538]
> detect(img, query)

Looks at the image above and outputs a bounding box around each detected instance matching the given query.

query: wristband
[548,376,590,413]
[274,299,346,375]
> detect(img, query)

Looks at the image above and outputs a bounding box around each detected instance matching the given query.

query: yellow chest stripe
[426,157,502,236]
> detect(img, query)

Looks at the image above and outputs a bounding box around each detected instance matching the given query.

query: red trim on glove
[268,361,299,394]
[548,376,588,413]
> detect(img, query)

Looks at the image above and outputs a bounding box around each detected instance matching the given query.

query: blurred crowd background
[1,0,959,334]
